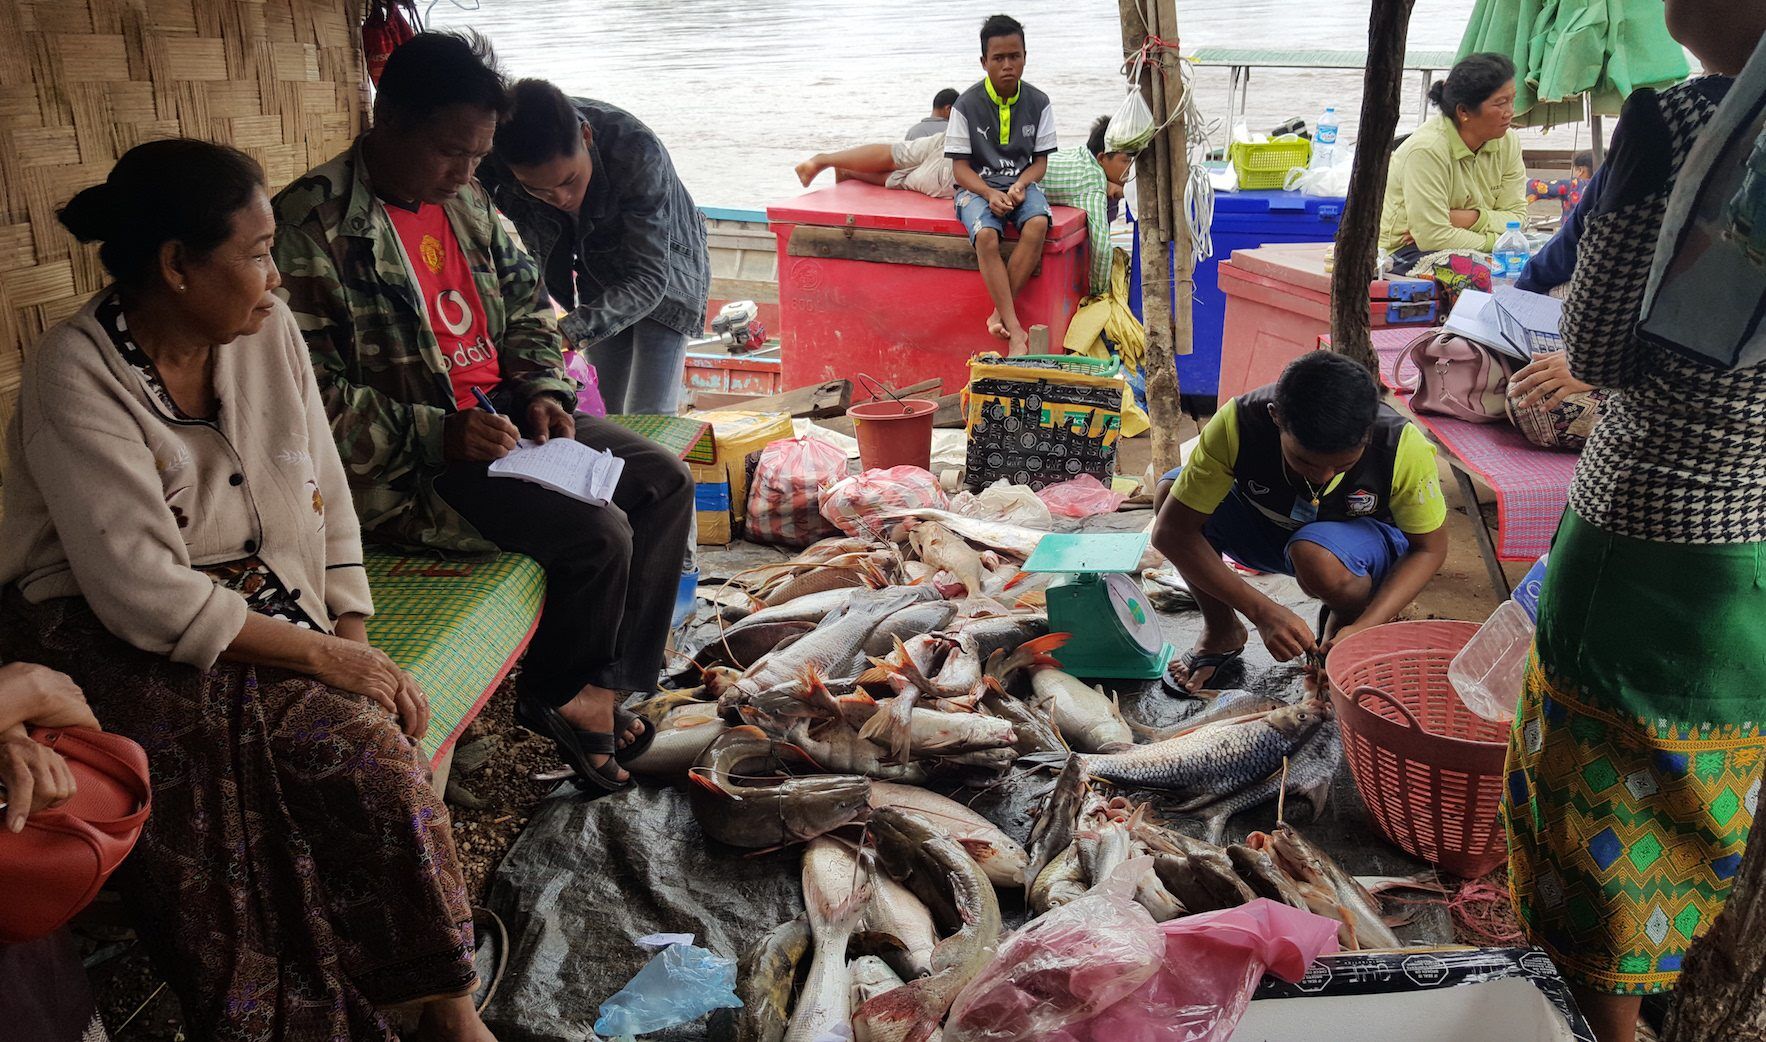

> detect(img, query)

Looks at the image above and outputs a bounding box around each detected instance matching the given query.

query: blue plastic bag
[593,934,742,1040]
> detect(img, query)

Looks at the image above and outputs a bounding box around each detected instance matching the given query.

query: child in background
[945,14,1058,353]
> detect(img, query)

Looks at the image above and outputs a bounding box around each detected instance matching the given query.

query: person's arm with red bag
[0,663,98,834]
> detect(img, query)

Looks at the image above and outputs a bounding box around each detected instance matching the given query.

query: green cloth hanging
[1456,0,1691,127]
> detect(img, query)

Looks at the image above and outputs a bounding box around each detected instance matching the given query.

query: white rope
[1179,57,1216,267]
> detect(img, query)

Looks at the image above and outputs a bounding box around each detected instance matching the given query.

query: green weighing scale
[1023,531,1174,679]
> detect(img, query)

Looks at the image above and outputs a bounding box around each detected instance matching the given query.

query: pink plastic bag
[820,466,950,536]
[1078,899,1341,1042]
[1037,474,1128,518]
[945,859,1167,1042]
[745,436,849,548]
[562,349,607,418]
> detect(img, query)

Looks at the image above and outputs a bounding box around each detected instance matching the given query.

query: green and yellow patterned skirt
[1504,509,1766,995]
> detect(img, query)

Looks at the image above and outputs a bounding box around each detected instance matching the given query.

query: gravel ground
[87,675,558,1040]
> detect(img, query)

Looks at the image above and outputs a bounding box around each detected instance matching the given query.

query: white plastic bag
[1282,158,1354,197]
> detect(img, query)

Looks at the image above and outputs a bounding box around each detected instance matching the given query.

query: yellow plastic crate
[1229,137,1313,190]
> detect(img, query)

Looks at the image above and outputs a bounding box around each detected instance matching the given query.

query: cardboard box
[686,409,794,524]
[691,463,732,545]
[1240,947,1593,1042]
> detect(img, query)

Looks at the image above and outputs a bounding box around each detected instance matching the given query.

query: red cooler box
[1218,242,1436,400]
[767,183,1089,394]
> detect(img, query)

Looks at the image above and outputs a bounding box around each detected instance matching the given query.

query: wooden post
[1663,835,1766,1042]
[1119,0,1189,480]
[1328,0,1417,373]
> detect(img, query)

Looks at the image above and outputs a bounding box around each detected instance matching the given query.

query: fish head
[1269,698,1332,739]
[781,775,872,842]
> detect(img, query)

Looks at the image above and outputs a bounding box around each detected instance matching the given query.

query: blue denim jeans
[954,182,1053,243]
[585,317,689,414]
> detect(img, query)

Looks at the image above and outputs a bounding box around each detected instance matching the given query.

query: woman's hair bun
[57,182,122,243]
[1427,81,1446,108]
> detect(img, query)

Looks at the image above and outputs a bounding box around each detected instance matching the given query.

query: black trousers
[434,413,694,704]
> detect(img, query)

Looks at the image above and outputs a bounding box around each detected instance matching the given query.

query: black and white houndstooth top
[1563,77,1766,545]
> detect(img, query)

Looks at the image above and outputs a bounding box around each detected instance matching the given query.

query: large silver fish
[861,868,939,981]
[1025,755,1088,884]
[1078,699,1329,800]
[1259,823,1402,951]
[623,704,728,779]
[850,955,907,1010]
[736,916,813,1042]
[1227,843,1310,910]
[1135,823,1257,913]
[863,601,961,659]
[789,839,875,1042]
[853,809,1001,1042]
[743,586,931,692]
[688,726,871,848]
[1192,717,1342,844]
[1027,842,1089,914]
[784,717,930,784]
[868,781,1030,887]
[979,678,1066,756]
[951,613,1051,663]
[1029,668,1135,752]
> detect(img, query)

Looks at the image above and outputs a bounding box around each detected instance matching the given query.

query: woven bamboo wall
[0,0,369,432]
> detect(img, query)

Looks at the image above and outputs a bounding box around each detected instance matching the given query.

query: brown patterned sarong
[0,592,475,1040]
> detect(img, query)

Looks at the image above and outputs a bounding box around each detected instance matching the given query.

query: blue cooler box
[1130,189,1344,401]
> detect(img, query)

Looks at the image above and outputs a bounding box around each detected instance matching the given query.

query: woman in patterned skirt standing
[1503,3,1766,1041]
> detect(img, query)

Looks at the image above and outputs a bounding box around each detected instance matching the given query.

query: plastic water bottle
[1312,107,1339,169]
[1449,555,1549,721]
[1494,221,1531,281]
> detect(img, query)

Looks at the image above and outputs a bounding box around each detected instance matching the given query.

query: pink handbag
[1396,331,1519,424]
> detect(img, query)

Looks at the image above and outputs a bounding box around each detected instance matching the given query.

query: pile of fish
[1024,755,1414,953]
[614,513,1370,1042]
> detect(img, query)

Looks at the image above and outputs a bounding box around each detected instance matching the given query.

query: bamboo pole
[1328,0,1417,373]
[1119,0,1185,479]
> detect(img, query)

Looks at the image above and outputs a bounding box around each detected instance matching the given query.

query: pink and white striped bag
[745,437,848,548]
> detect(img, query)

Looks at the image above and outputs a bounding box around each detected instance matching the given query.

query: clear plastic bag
[561,349,607,418]
[746,436,849,548]
[945,858,1167,1042]
[1077,899,1341,1042]
[1107,77,1157,154]
[1036,474,1128,519]
[820,466,949,536]
[949,479,1053,528]
[592,934,742,1040]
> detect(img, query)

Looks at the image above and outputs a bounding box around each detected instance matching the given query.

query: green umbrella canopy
[1456,0,1690,127]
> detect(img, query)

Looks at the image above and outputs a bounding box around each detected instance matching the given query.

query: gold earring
[176,284,186,292]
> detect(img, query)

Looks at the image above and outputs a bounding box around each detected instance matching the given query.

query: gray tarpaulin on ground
[483,783,804,1042]
[481,771,1056,1042]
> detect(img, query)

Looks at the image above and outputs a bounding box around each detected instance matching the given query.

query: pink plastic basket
[1325,621,1512,878]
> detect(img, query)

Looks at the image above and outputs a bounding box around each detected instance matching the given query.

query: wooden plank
[709,275,779,304]
[788,225,1042,275]
[713,378,851,419]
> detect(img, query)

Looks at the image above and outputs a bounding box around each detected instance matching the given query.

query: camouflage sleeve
[482,193,578,413]
[273,223,449,484]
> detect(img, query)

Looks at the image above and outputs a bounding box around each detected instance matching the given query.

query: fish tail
[1000,631,1071,678]
[1001,568,1031,590]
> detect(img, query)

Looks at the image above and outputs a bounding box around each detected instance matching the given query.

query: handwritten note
[487,438,624,506]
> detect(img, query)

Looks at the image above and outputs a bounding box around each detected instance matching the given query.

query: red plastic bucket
[847,398,936,471]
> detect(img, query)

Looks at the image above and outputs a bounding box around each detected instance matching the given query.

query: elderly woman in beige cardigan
[0,140,493,1042]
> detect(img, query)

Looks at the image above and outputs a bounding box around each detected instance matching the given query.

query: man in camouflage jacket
[273,32,693,795]
[273,137,575,553]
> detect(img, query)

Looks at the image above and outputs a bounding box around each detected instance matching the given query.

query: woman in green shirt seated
[1380,53,1528,269]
